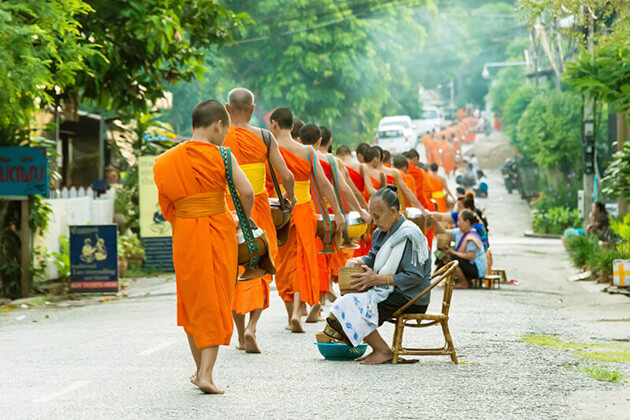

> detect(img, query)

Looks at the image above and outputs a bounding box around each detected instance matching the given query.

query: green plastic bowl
[315,342,368,361]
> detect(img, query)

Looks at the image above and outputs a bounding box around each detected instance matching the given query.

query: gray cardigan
[361,216,432,306]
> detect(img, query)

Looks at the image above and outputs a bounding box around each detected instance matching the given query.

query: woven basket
[338,266,365,295]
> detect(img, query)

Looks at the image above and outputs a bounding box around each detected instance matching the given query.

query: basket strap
[220,146,259,268]
[260,129,286,209]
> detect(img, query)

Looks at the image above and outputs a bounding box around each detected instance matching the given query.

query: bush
[566,234,600,267]
[587,246,623,281]
[516,89,583,173]
[533,173,582,213]
[503,84,537,143]
[533,206,581,235]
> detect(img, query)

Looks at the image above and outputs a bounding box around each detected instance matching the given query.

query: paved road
[2,141,629,419]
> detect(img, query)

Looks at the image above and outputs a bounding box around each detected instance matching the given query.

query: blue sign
[69,225,118,293]
[0,147,49,196]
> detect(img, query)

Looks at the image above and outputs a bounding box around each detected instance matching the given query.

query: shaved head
[192,100,229,129]
[227,88,255,112]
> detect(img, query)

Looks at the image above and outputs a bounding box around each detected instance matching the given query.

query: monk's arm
[361,164,377,195]
[429,211,455,224]
[336,161,370,222]
[231,154,255,218]
[393,171,425,212]
[442,177,456,199]
[268,133,296,204]
[340,162,368,208]
[157,191,174,223]
[314,159,345,232]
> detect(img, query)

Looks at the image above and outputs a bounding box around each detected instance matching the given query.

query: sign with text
[70,225,118,293]
[138,155,174,271]
[0,147,49,196]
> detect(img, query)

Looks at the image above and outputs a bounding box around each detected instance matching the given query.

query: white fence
[35,187,116,280]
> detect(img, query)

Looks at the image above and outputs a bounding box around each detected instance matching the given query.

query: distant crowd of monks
[153,88,478,393]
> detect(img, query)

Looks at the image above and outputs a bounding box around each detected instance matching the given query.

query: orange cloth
[154,142,237,349]
[427,172,448,212]
[223,126,277,315]
[421,135,439,165]
[406,164,433,209]
[439,139,456,174]
[275,147,319,305]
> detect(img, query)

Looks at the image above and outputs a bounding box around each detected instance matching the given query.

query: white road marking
[138,339,176,356]
[33,380,90,403]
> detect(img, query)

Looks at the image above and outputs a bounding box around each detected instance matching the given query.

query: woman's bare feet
[244,329,261,353]
[360,349,393,365]
[354,352,371,362]
[290,316,305,333]
[196,377,224,394]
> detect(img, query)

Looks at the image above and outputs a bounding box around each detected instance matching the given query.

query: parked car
[378,115,416,148]
[375,125,409,154]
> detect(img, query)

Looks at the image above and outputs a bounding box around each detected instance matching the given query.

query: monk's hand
[283,193,297,211]
[359,209,371,225]
[335,213,346,234]
[350,264,382,292]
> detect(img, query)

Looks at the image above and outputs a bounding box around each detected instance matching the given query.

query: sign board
[613,259,630,288]
[70,225,118,292]
[0,147,49,197]
[138,155,174,271]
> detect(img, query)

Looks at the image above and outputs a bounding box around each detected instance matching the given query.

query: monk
[356,143,370,164]
[439,134,456,175]
[362,146,426,211]
[269,109,346,333]
[308,126,371,313]
[392,155,420,209]
[403,149,433,210]
[382,149,392,167]
[335,145,368,209]
[421,131,437,165]
[428,162,455,212]
[223,88,297,354]
[153,100,254,394]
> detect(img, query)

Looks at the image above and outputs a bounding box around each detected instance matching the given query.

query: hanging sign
[0,147,49,197]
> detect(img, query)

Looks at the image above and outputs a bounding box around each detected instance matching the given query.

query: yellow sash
[294,180,311,205]
[240,162,266,195]
[174,191,227,218]
[432,191,445,199]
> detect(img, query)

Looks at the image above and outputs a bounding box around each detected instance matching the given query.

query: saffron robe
[154,142,237,348]
[223,126,277,315]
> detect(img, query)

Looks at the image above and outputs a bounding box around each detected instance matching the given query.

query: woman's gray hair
[371,185,400,210]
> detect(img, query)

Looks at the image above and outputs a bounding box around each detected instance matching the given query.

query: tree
[74,0,247,118]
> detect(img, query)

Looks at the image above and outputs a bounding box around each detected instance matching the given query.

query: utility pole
[582,16,596,224]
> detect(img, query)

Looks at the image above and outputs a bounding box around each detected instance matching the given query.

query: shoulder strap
[219,146,259,268]
[307,146,333,244]
[327,154,345,216]
[260,129,285,207]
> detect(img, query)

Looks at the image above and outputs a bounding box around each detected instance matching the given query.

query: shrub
[533,206,581,235]
[587,246,623,281]
[533,173,581,213]
[503,84,537,144]
[566,235,600,267]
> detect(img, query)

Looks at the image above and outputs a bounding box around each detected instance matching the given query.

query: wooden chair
[472,248,506,289]
[389,260,459,364]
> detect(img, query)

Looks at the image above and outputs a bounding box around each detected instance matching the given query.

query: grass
[579,365,625,383]
[521,334,629,352]
[573,350,630,363]
[122,266,165,279]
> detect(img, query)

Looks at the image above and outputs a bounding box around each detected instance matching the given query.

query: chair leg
[392,319,404,364]
[441,320,458,364]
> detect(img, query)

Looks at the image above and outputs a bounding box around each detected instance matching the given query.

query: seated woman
[429,194,489,251]
[586,202,610,241]
[320,186,431,365]
[430,209,487,289]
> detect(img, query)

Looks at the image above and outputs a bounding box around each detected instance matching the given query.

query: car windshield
[422,110,438,119]
[378,129,403,138]
[381,120,409,129]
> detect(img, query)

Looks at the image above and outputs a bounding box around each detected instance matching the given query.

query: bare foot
[299,302,307,316]
[235,341,246,351]
[354,351,372,362]
[326,291,337,302]
[284,324,292,331]
[190,373,199,386]
[290,316,305,333]
[197,378,224,394]
[244,329,261,353]
[305,306,324,323]
[360,350,393,365]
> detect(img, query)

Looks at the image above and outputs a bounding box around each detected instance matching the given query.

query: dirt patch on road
[465,131,515,170]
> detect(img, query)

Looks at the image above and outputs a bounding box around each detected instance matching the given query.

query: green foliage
[516,89,583,172]
[0,0,96,145]
[580,365,625,383]
[489,66,526,117]
[533,206,581,234]
[610,214,630,257]
[118,233,146,261]
[51,235,71,281]
[566,234,600,267]
[602,142,630,200]
[502,84,537,144]
[75,0,247,118]
[533,173,581,212]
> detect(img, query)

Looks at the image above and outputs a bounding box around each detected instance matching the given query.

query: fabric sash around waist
[240,162,266,195]
[432,191,445,199]
[174,191,228,218]
[282,180,311,205]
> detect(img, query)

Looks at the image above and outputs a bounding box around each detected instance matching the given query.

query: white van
[377,115,416,147]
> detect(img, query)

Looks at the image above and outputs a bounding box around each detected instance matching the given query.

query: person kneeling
[319,186,431,365]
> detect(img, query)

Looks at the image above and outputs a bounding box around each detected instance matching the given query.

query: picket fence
[35,186,116,280]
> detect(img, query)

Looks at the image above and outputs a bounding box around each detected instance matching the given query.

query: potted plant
[118,234,146,273]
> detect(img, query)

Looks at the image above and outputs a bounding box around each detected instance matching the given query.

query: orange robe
[427,172,447,212]
[275,147,319,305]
[421,135,439,165]
[406,164,433,209]
[223,126,277,315]
[154,142,237,348]
[439,139,456,175]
